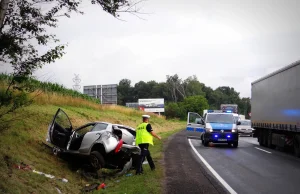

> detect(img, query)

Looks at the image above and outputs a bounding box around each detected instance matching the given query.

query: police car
[186,110,240,148]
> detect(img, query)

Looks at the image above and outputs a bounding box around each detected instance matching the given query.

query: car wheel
[203,139,209,147]
[89,151,105,170]
[233,142,238,148]
[201,134,204,145]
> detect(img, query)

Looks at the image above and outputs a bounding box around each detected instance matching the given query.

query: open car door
[48,108,73,149]
[186,112,205,133]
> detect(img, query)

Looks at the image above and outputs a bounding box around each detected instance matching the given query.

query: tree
[0,0,144,130]
[0,0,143,78]
[238,97,251,118]
[215,86,240,104]
[152,82,172,102]
[117,78,133,105]
[165,102,184,119]
[181,96,209,117]
[166,74,186,102]
[133,81,150,100]
[183,75,205,97]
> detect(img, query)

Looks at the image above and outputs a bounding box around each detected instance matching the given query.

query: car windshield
[206,114,234,124]
[240,120,251,126]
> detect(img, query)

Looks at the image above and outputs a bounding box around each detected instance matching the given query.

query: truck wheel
[294,136,300,158]
[259,129,265,146]
[89,151,105,170]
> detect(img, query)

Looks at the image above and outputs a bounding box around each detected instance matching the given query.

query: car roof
[94,121,112,125]
[207,113,233,115]
[92,121,135,130]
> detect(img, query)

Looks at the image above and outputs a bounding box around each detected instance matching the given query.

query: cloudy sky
[2,0,300,97]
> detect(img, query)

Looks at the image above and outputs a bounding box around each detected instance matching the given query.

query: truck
[251,60,300,157]
[220,104,238,113]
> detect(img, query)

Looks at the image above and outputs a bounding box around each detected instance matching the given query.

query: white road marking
[188,139,238,194]
[255,147,272,154]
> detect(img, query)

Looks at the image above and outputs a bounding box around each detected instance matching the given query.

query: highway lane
[189,137,300,194]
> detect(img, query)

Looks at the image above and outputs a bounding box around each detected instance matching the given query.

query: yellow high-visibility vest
[135,122,153,145]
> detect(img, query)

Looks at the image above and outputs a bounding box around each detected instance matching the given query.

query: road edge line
[255,147,272,154]
[188,139,238,194]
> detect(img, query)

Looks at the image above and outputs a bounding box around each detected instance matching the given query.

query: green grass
[0,103,184,194]
[0,73,99,103]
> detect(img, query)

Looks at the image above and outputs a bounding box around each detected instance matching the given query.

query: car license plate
[218,139,227,141]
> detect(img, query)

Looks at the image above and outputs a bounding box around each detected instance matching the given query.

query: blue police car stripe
[186,127,205,132]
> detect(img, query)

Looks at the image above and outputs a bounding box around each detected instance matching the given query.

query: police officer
[135,114,161,175]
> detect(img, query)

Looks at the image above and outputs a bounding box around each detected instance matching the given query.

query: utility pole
[0,0,10,30]
[72,74,81,92]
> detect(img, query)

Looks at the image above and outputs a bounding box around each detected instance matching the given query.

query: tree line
[117,74,251,120]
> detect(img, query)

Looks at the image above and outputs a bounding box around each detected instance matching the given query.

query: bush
[165,96,209,120]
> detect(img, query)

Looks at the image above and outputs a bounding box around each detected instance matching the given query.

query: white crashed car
[46,108,140,171]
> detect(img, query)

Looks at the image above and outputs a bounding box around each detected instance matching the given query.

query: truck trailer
[251,60,300,157]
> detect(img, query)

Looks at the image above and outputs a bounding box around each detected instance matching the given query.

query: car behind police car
[237,119,253,136]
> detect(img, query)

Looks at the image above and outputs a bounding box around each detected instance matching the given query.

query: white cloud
[2,0,300,98]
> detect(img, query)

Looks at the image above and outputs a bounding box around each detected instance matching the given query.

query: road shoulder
[163,130,228,194]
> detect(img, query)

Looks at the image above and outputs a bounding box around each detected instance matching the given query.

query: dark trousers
[136,143,155,174]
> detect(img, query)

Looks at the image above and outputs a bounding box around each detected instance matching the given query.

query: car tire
[232,142,238,148]
[203,139,209,147]
[89,151,105,170]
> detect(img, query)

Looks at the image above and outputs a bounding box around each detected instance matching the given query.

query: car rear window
[92,123,108,131]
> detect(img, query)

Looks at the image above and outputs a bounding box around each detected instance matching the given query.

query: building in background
[83,84,117,104]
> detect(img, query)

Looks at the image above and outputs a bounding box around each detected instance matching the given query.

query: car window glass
[188,112,202,124]
[206,114,234,124]
[240,120,251,125]
[56,110,71,129]
[77,125,94,136]
[116,125,136,136]
[91,123,108,132]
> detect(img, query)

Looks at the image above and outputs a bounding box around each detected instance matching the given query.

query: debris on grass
[82,182,106,192]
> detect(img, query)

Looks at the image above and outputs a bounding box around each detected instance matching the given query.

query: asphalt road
[190,136,300,194]
[164,131,300,194]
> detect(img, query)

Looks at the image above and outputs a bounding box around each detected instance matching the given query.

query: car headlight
[206,128,213,132]
[232,129,236,132]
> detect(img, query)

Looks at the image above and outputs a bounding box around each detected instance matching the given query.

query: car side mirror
[237,121,241,125]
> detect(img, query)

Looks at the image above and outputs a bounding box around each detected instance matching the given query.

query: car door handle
[188,124,191,125]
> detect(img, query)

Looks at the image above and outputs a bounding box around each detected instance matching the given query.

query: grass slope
[0,92,185,194]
